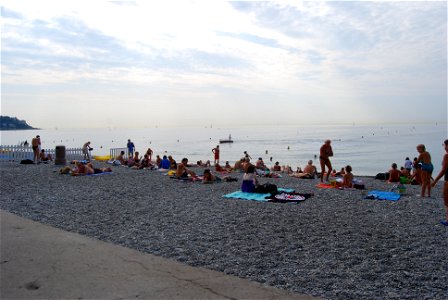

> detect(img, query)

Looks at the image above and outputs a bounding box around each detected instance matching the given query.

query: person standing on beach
[82,141,92,162]
[319,139,333,182]
[146,148,153,162]
[243,151,252,162]
[31,135,41,163]
[127,139,135,158]
[431,139,448,226]
[404,157,413,173]
[212,145,220,165]
[416,144,433,197]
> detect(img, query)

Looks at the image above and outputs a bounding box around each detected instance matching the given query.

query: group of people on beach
[34,134,448,226]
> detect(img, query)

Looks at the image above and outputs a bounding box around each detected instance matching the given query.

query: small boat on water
[219,134,234,144]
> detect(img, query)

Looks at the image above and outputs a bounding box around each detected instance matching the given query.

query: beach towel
[316,183,338,189]
[223,188,294,202]
[266,192,312,203]
[365,190,401,201]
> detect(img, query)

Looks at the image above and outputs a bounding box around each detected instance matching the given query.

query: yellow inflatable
[93,155,111,161]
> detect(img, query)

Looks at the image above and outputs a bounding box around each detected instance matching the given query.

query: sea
[1,123,447,176]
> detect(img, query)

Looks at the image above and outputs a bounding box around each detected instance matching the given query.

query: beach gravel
[1,162,447,300]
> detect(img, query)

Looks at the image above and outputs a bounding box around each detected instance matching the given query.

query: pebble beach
[1,162,447,300]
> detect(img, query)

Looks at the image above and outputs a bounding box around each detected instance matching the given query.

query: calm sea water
[1,123,446,176]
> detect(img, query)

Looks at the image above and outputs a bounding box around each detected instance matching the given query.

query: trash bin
[55,145,66,165]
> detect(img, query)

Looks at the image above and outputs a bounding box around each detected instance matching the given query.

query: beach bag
[255,183,278,194]
[375,173,389,180]
[20,159,33,164]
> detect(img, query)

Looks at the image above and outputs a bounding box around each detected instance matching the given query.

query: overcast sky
[1,1,446,129]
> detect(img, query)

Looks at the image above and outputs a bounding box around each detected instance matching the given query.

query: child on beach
[431,139,448,226]
[388,163,401,183]
[417,144,433,197]
[241,165,258,193]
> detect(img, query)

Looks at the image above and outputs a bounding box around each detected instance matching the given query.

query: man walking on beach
[319,139,333,182]
[212,145,220,165]
[31,135,41,163]
[127,139,135,158]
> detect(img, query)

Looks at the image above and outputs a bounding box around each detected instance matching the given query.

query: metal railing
[110,147,128,160]
[0,145,84,162]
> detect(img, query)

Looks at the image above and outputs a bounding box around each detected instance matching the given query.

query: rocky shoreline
[1,162,447,299]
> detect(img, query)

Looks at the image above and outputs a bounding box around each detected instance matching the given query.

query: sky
[1,1,447,129]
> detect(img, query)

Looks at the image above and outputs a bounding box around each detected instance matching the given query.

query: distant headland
[0,116,37,130]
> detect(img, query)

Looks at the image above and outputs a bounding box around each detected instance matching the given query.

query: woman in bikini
[417,144,433,197]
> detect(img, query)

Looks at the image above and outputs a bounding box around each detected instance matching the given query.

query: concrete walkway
[1,210,318,299]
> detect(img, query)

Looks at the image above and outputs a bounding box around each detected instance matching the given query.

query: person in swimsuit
[431,139,448,226]
[145,148,153,162]
[39,149,53,162]
[319,140,333,182]
[388,163,401,183]
[176,158,196,178]
[417,144,433,197]
[31,135,41,163]
[212,145,220,165]
[241,165,258,192]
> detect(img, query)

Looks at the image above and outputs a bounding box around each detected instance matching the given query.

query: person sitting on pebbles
[388,163,401,183]
[203,169,219,183]
[176,158,197,179]
[336,165,353,188]
[224,161,233,171]
[271,161,281,172]
[39,149,53,162]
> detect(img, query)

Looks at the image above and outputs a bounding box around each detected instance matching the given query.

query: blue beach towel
[365,190,401,201]
[223,188,294,202]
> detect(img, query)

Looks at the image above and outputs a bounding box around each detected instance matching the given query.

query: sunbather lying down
[202,169,238,184]
[60,162,112,176]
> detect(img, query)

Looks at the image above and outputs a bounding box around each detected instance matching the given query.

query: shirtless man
[31,135,41,163]
[39,149,53,162]
[319,140,333,182]
[176,158,196,178]
[303,160,317,177]
[116,150,126,165]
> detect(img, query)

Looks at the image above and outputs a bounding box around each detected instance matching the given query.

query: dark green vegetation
[0,116,36,130]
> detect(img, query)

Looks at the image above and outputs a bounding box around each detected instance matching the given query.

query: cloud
[1,1,446,128]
